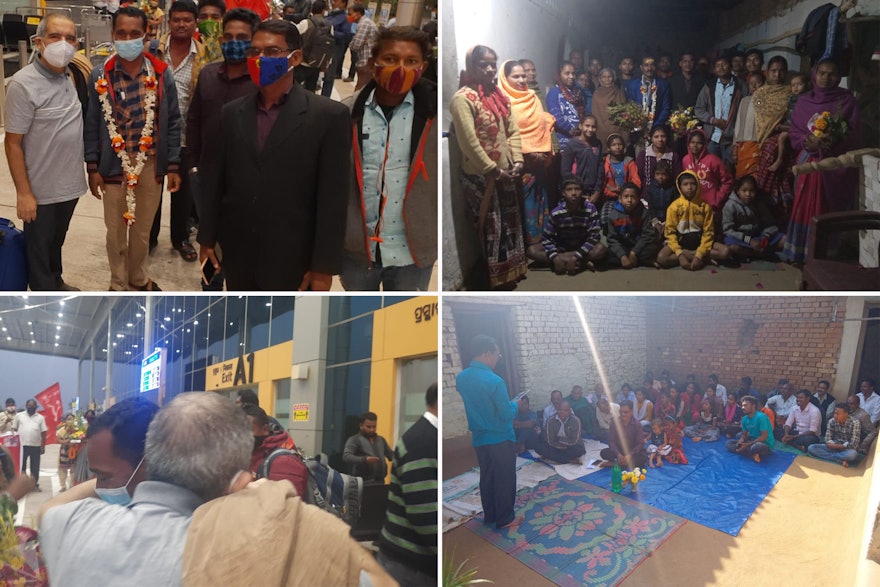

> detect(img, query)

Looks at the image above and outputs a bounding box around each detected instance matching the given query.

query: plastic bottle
[611,460,622,493]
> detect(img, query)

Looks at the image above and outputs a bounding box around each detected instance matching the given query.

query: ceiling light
[126,323,133,328]
[116,333,124,339]
[56,325,60,330]
[54,343,59,347]
[136,313,142,318]
[55,335,60,339]
[58,313,63,318]
[193,320,199,325]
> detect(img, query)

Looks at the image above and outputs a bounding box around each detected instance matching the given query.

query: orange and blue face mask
[374,64,423,95]
[247,53,293,87]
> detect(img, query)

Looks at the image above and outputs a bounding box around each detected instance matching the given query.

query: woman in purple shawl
[783,58,860,264]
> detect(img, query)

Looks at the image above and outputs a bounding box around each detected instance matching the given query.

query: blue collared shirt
[41,481,204,587]
[712,77,736,143]
[456,360,517,447]
[361,88,415,267]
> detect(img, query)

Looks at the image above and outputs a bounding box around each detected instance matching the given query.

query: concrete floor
[511,258,803,292]
[443,438,879,586]
[0,71,437,292]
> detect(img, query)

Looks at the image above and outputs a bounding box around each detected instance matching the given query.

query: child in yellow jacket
[656,170,729,270]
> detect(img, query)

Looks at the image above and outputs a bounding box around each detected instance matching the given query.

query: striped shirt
[378,413,437,574]
[542,200,601,259]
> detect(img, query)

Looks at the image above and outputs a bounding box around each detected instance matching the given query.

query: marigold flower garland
[96,70,158,226]
[640,80,658,124]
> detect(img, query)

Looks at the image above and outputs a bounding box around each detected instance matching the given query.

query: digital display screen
[140,350,162,393]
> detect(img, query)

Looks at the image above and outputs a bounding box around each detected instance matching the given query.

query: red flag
[36,382,63,445]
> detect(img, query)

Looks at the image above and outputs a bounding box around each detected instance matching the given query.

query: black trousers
[21,445,41,485]
[23,198,78,290]
[475,440,517,528]
[294,65,321,92]
[151,147,194,249]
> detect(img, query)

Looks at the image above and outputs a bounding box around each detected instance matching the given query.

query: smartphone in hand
[201,256,221,286]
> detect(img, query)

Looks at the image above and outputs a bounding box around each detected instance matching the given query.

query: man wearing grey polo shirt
[4,13,87,291]
[40,393,253,586]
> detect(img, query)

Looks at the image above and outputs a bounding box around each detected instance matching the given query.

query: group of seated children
[513,374,877,469]
[540,121,784,274]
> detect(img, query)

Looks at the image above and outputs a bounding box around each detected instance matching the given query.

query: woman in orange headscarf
[498,60,556,258]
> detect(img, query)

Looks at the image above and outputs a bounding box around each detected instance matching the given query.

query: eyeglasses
[244,46,291,58]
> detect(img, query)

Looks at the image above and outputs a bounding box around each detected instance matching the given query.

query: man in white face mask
[4,13,86,291]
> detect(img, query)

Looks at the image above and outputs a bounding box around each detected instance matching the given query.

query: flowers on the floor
[621,468,647,490]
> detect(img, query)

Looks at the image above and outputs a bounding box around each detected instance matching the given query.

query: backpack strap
[258,447,299,480]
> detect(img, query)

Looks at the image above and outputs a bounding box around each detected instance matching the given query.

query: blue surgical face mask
[221,39,250,63]
[115,37,145,62]
[95,457,143,506]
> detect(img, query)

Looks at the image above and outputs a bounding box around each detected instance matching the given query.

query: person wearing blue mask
[84,5,182,292]
[197,18,351,291]
[186,7,259,290]
[38,398,159,515]
[39,393,254,586]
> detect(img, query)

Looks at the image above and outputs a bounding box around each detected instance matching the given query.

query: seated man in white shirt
[767,382,797,436]
[594,396,621,443]
[779,389,822,452]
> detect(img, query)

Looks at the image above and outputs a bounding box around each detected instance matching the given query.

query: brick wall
[645,296,847,394]
[443,296,647,438]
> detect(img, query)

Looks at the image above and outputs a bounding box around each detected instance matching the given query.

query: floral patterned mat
[464,477,685,586]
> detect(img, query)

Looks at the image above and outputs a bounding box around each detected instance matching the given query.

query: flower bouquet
[621,468,647,490]
[807,110,848,147]
[669,105,699,140]
[1,508,48,586]
[608,102,649,139]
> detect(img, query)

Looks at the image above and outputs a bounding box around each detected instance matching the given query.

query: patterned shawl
[752,83,790,146]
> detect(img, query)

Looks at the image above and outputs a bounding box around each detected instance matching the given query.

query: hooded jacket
[722,192,779,243]
[665,170,715,258]
[682,128,733,209]
[344,79,437,269]
[606,198,656,259]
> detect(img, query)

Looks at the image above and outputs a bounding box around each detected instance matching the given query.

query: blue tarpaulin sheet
[578,438,798,536]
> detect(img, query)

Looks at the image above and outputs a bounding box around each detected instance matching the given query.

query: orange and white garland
[95,69,157,226]
[640,80,658,124]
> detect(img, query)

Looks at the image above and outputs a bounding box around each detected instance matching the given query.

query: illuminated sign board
[141,349,163,393]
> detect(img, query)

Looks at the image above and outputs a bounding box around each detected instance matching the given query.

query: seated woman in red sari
[782,58,860,264]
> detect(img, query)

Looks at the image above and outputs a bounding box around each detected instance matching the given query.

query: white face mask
[41,40,76,69]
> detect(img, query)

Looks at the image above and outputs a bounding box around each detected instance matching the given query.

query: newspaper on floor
[442,470,481,502]
[516,460,557,489]
[551,439,609,480]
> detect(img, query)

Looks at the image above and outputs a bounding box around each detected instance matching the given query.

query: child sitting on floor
[646,418,671,468]
[645,160,677,228]
[605,182,659,269]
[602,133,641,228]
[537,176,608,274]
[684,398,721,442]
[722,175,784,261]
[663,417,688,464]
[656,171,730,270]
[562,115,604,207]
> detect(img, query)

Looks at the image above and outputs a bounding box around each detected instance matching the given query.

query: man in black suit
[197,19,351,290]
[669,51,706,110]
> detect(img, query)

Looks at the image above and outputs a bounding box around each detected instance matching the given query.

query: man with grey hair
[40,393,252,586]
[4,12,86,290]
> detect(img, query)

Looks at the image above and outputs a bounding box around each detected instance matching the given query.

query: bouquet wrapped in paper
[669,106,699,140]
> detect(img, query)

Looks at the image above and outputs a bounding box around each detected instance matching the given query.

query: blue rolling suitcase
[0,218,28,291]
